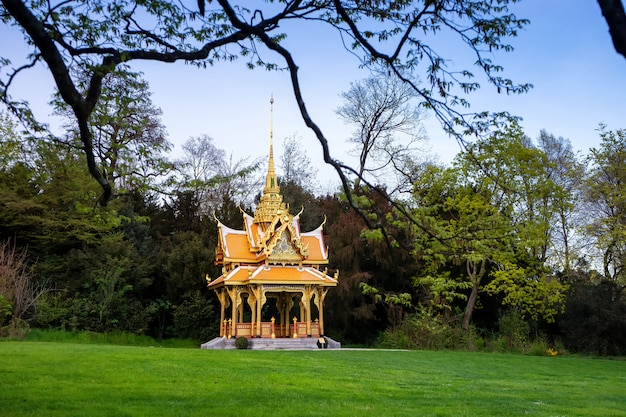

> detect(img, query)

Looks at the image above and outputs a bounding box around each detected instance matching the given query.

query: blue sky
[1,1,625,188]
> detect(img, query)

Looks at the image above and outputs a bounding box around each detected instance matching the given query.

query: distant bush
[497,309,530,352]
[235,336,249,349]
[376,309,559,355]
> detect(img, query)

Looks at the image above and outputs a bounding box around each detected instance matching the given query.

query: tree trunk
[462,280,480,331]
[462,258,486,331]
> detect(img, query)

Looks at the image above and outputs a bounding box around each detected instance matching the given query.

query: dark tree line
[2,109,626,354]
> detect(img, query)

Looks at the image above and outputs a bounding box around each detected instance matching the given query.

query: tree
[1,0,530,211]
[402,125,569,331]
[535,130,584,274]
[410,163,511,331]
[0,111,25,169]
[0,238,47,327]
[52,67,173,194]
[279,133,319,193]
[597,0,626,59]
[336,75,426,192]
[584,127,626,284]
[177,135,260,213]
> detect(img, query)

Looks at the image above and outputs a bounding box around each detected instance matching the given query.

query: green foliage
[172,291,217,342]
[52,66,175,195]
[0,317,29,338]
[57,236,153,334]
[31,292,70,329]
[407,123,571,331]
[0,294,12,326]
[412,273,471,314]
[484,260,568,323]
[377,309,474,351]
[0,141,122,256]
[559,277,626,356]
[0,111,24,168]
[496,309,530,352]
[234,336,249,350]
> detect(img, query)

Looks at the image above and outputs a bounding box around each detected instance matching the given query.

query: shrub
[497,309,530,352]
[235,336,249,349]
[377,311,479,351]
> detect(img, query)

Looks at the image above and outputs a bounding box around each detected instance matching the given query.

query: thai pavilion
[204,100,338,344]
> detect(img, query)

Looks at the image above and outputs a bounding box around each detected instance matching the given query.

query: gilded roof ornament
[254,96,286,226]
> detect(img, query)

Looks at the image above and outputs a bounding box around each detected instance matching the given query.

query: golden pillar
[216,289,230,337]
[246,290,257,336]
[314,288,329,336]
[226,287,238,338]
[256,286,264,338]
[303,286,313,337]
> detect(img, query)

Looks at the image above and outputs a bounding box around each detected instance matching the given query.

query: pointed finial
[270,94,274,148]
[253,95,285,226]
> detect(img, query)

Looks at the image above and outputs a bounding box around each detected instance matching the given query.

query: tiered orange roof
[208,98,337,290]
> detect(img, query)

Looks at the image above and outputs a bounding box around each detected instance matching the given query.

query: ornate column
[286,295,294,338]
[303,286,313,337]
[226,287,238,337]
[246,289,257,336]
[255,285,264,338]
[314,288,329,336]
[299,297,305,327]
[216,288,230,337]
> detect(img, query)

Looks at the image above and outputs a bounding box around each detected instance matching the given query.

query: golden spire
[266,95,278,193]
[254,95,286,226]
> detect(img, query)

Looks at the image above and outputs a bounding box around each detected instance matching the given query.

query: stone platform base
[201,336,341,350]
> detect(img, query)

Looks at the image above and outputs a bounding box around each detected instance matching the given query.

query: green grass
[1,342,625,417]
[22,329,198,348]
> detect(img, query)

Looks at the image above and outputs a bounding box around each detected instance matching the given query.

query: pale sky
[1,1,625,190]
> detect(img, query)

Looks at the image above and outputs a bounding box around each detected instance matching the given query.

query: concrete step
[201,336,341,350]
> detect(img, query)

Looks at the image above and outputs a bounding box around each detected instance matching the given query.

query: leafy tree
[52,67,174,194]
[1,143,120,255]
[460,125,568,323]
[0,111,24,169]
[535,131,585,275]
[396,125,568,332]
[411,164,512,330]
[1,0,530,208]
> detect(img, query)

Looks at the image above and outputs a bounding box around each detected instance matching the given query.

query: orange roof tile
[208,265,337,288]
[300,225,327,262]
[219,223,262,262]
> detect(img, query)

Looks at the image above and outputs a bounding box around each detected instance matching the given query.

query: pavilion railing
[224,320,321,339]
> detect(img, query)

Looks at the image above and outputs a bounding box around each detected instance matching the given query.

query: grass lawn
[1,342,625,417]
